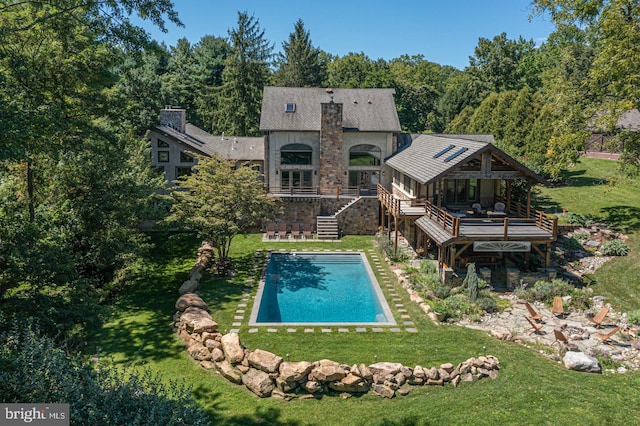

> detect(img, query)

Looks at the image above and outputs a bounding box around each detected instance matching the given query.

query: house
[258,87,402,237]
[380,133,557,277]
[149,108,264,183]
[150,89,557,284]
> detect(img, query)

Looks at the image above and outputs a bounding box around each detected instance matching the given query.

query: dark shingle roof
[259,87,401,132]
[385,134,546,185]
[153,124,264,161]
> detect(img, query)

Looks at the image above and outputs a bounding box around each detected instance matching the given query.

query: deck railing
[377,184,401,216]
[269,185,364,198]
[497,197,558,235]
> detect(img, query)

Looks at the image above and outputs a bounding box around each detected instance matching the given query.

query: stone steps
[316,216,338,240]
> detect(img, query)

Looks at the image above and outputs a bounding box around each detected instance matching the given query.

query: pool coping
[248,251,397,327]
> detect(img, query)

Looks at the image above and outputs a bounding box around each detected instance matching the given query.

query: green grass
[88,231,640,425]
[537,157,640,311]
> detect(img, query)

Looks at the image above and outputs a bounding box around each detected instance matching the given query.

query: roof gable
[259,87,401,132]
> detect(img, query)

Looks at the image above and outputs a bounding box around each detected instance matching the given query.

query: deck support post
[526,181,532,218]
[394,215,399,256]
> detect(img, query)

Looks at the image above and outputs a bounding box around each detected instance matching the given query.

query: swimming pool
[249,252,396,326]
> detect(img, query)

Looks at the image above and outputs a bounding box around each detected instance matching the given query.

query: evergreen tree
[214,12,273,136]
[274,19,322,87]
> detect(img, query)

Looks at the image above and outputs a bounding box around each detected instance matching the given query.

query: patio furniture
[524,302,544,322]
[552,296,565,317]
[266,222,276,239]
[493,202,506,213]
[291,223,301,239]
[588,306,609,328]
[302,222,312,239]
[553,329,569,346]
[597,325,620,343]
[277,221,288,239]
[471,203,486,215]
[524,316,543,334]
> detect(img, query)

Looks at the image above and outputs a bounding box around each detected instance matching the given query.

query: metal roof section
[385,134,547,185]
[259,87,401,132]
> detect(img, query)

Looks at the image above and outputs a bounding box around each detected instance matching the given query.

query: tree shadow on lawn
[193,384,306,426]
[93,234,263,363]
[600,205,640,233]
[90,233,204,363]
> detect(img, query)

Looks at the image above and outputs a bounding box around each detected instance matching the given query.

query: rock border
[172,243,500,399]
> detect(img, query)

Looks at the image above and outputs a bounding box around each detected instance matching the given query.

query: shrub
[476,296,498,313]
[601,239,630,256]
[434,285,451,299]
[526,279,574,303]
[0,326,210,425]
[563,212,596,226]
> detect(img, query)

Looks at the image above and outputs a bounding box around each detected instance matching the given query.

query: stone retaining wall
[173,242,501,399]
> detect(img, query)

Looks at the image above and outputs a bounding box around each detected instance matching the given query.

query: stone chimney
[319,101,345,190]
[160,107,186,133]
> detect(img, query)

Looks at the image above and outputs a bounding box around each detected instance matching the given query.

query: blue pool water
[250,252,395,325]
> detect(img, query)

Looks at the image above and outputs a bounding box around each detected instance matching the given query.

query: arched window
[280,143,312,165]
[349,144,381,166]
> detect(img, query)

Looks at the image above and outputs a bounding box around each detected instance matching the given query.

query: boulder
[358,363,373,381]
[175,293,208,311]
[368,362,403,377]
[440,363,454,373]
[328,374,370,393]
[563,351,602,373]
[179,279,199,295]
[186,341,211,361]
[216,360,243,384]
[181,308,218,334]
[210,347,225,363]
[371,383,395,398]
[242,368,275,398]
[189,265,204,281]
[302,380,323,394]
[248,349,283,374]
[279,361,313,382]
[491,329,512,341]
[308,364,346,382]
[220,333,245,364]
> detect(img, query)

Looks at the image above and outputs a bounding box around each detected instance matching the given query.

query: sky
[134,0,556,70]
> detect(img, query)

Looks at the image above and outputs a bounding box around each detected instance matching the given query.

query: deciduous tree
[165,154,279,274]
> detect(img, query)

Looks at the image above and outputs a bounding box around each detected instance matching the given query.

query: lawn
[537,157,640,312]
[89,228,640,425]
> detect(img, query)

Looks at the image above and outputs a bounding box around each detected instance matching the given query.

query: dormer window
[285,102,296,113]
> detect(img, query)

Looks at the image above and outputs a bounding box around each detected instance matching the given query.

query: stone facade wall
[319,102,345,189]
[335,198,380,235]
[278,197,380,235]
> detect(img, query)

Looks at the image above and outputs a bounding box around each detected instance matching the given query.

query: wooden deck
[458,218,554,240]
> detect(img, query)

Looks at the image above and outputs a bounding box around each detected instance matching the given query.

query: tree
[326,52,394,88]
[0,0,180,339]
[533,0,640,171]
[274,18,323,87]
[214,12,273,136]
[389,55,456,132]
[468,32,537,92]
[165,154,279,274]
